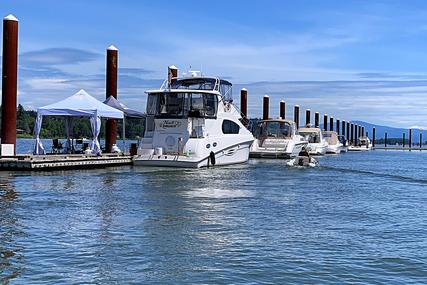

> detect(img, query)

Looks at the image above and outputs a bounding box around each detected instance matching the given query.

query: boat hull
[133,141,252,168]
[249,141,307,159]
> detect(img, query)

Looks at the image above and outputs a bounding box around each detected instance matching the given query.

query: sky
[1,0,427,128]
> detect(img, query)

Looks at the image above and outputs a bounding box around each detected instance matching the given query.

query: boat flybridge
[133,72,254,168]
[298,127,328,155]
[324,131,346,154]
[249,118,308,158]
[348,136,372,151]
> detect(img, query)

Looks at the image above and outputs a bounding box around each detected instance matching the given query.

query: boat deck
[0,154,132,170]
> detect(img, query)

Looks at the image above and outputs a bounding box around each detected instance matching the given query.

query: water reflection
[0,174,23,284]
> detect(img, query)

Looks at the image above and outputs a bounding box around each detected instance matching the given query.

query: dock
[0,154,132,170]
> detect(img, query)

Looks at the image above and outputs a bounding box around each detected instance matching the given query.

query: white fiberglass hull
[326,144,346,154]
[307,143,328,155]
[133,141,252,168]
[348,145,372,151]
[250,140,307,159]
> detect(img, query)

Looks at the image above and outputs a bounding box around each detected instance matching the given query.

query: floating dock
[0,154,132,170]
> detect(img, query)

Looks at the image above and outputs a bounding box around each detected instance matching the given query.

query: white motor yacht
[324,131,345,154]
[249,118,308,158]
[298,127,328,155]
[133,72,254,168]
[348,136,372,151]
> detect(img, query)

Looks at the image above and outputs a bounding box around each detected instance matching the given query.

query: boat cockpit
[254,120,294,139]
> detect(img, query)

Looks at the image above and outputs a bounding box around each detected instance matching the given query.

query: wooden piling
[373,127,376,147]
[346,122,350,142]
[342,120,346,137]
[315,112,320,128]
[279,100,285,119]
[323,114,328,131]
[168,65,178,85]
[330,117,334,131]
[263,95,269,120]
[409,129,412,149]
[350,123,354,145]
[1,15,19,154]
[420,133,423,148]
[105,45,118,153]
[294,105,300,129]
[305,109,311,126]
[385,132,388,147]
[402,132,405,148]
[240,88,248,125]
[336,119,340,135]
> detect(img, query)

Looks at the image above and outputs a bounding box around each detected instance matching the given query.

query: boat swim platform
[0,153,133,170]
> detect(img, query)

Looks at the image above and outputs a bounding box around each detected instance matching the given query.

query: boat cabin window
[300,131,321,143]
[149,92,218,118]
[222,120,240,134]
[258,121,292,138]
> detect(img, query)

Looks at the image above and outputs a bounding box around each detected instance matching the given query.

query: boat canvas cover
[103,96,145,118]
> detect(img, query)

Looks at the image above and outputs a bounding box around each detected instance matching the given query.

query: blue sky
[2,0,427,127]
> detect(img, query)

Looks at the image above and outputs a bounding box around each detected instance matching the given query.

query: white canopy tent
[33,89,124,155]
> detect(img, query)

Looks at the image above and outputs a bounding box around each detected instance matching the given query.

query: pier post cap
[4,14,18,21]
[263,94,269,98]
[306,108,311,111]
[241,88,247,91]
[107,45,118,51]
[280,100,285,103]
[168,65,178,70]
[294,105,299,107]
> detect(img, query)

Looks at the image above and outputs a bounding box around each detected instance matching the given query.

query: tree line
[0,105,145,139]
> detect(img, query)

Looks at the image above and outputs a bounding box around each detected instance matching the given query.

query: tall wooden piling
[105,45,118,153]
[240,88,248,125]
[353,124,357,145]
[168,65,178,85]
[336,119,340,135]
[263,95,269,120]
[409,129,412,149]
[402,132,405,148]
[342,120,346,137]
[346,122,350,142]
[315,112,320,128]
[330,117,334,131]
[294,105,300,129]
[305,109,311,126]
[420,133,423,148]
[279,100,285,119]
[323,114,328,131]
[372,127,376,147]
[350,123,354,145]
[1,15,19,154]
[385,132,389,147]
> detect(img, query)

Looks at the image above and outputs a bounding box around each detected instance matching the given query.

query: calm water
[1,141,427,284]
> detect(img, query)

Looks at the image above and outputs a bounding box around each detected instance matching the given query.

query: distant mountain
[349,121,427,141]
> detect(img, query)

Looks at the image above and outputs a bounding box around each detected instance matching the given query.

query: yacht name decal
[159,120,182,129]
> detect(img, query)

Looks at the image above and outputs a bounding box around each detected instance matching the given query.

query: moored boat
[133,69,254,168]
[298,127,328,155]
[324,131,346,154]
[249,118,308,159]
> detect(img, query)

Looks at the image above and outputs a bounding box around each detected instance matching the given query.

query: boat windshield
[299,131,321,143]
[171,78,233,101]
[146,92,218,118]
[257,121,292,138]
[324,134,338,144]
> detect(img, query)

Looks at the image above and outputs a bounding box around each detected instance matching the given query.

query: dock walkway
[0,154,132,170]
